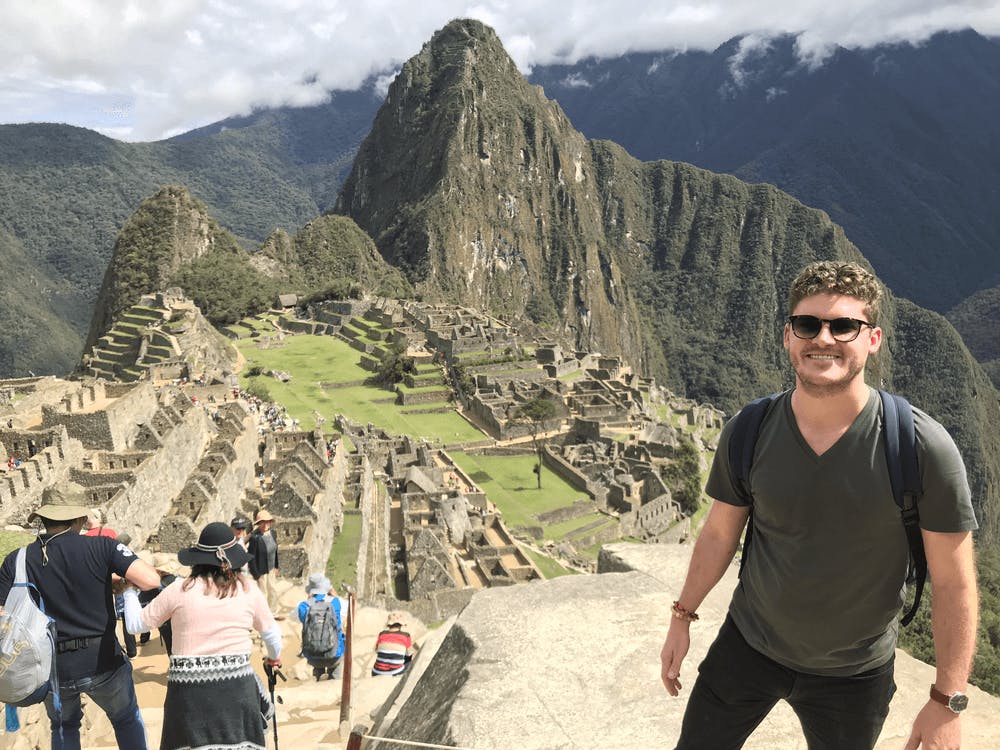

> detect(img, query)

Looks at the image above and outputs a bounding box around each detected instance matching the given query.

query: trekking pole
[264,661,286,749]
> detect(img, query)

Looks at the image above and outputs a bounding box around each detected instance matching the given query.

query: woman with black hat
[122,522,282,750]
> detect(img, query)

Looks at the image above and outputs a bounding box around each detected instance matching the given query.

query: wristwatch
[929,684,969,713]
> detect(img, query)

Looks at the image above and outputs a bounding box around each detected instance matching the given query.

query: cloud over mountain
[2,1,998,141]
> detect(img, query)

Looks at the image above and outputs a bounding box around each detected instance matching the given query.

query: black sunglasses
[787,315,874,342]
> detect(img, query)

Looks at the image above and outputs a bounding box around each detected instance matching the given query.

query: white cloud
[561,73,592,88]
[1,0,998,141]
[727,34,774,88]
[374,70,401,99]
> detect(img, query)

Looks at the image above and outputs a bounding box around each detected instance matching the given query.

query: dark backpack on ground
[0,547,62,718]
[728,389,926,626]
[301,598,341,663]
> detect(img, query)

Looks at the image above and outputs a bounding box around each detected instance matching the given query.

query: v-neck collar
[785,387,877,461]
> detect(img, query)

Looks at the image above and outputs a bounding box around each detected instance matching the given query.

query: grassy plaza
[235,334,484,443]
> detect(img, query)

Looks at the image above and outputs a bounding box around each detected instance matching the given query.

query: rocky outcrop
[367,543,1000,749]
[85,186,245,349]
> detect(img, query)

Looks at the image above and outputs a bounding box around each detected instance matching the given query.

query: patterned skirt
[160,653,273,750]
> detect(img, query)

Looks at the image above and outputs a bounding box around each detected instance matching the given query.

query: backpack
[0,547,60,707]
[301,598,341,662]
[729,389,925,626]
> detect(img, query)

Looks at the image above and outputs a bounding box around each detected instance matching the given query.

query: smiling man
[659,261,978,750]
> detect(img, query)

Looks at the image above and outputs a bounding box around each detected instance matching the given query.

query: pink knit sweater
[140,576,275,656]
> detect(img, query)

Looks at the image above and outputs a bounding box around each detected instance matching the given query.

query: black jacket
[247,528,279,579]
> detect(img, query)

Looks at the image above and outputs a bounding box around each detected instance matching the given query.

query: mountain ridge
[3,30,1000,377]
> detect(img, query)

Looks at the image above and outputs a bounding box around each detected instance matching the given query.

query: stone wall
[540,445,608,507]
[267,440,347,581]
[41,381,159,451]
[106,400,214,547]
[1,379,80,429]
[0,426,84,524]
[154,404,258,552]
[353,454,379,600]
[619,493,679,539]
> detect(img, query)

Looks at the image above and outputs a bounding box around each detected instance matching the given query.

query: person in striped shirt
[371,612,415,676]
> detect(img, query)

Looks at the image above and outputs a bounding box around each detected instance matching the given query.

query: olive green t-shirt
[707,388,977,676]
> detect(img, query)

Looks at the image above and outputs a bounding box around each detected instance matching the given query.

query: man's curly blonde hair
[788,261,883,323]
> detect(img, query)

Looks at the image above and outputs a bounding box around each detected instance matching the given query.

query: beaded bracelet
[671,600,699,622]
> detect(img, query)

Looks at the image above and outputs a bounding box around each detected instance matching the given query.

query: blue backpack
[728,389,925,626]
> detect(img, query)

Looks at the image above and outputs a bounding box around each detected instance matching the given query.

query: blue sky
[2,1,998,142]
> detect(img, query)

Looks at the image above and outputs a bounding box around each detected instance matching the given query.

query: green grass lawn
[0,530,34,559]
[326,511,362,591]
[524,547,576,578]
[450,452,587,531]
[544,513,613,540]
[236,333,485,443]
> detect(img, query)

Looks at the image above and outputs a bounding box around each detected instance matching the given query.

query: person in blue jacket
[296,573,344,680]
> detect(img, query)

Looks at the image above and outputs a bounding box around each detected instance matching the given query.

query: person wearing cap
[82,507,117,539]
[371,612,416,676]
[230,515,251,546]
[296,573,344,680]
[230,515,251,573]
[0,481,162,750]
[122,521,282,750]
[247,509,281,617]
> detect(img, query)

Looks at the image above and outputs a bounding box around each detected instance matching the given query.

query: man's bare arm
[905,530,977,750]
[124,557,163,591]
[660,500,749,695]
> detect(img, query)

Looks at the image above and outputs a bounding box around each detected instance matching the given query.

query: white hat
[306,573,332,597]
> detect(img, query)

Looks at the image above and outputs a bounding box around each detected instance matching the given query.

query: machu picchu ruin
[1,292,724,616]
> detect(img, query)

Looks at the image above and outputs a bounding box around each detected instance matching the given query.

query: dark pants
[676,617,896,750]
[45,660,147,750]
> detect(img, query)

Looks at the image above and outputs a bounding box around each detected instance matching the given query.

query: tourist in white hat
[247,509,282,618]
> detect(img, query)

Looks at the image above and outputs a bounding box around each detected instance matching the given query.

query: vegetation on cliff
[948,285,1000,389]
[86,186,411,345]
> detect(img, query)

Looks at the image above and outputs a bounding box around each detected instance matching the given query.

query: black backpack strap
[728,393,780,576]
[879,390,925,626]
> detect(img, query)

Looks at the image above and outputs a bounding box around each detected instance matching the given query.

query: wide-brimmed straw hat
[254,509,275,526]
[177,522,250,570]
[137,550,188,577]
[151,552,188,577]
[28,482,92,523]
[386,611,407,628]
[305,573,332,596]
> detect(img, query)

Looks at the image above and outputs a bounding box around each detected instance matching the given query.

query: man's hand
[904,700,961,749]
[660,622,690,697]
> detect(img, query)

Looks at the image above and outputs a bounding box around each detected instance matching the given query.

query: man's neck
[791,380,872,429]
[42,524,73,535]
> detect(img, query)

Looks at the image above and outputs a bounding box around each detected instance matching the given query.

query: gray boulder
[367,543,1000,749]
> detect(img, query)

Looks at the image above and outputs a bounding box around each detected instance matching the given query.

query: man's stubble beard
[789,348,867,397]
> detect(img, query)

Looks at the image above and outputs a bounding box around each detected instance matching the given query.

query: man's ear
[868,326,883,353]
